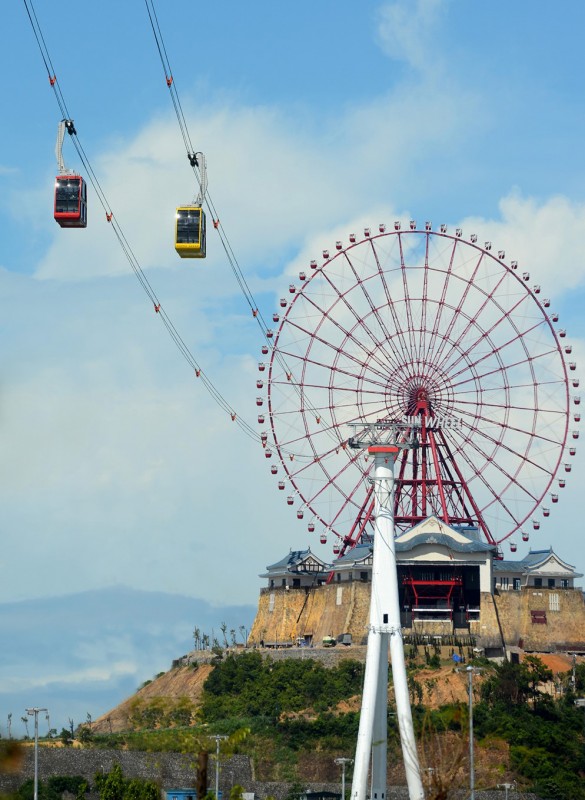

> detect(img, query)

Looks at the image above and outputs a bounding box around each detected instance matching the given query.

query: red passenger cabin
[54,175,87,228]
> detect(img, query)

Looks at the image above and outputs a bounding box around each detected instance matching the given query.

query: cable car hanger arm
[190,151,207,206]
[55,118,77,174]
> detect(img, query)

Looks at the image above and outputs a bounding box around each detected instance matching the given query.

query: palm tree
[20,716,29,738]
[7,713,12,739]
[220,622,229,648]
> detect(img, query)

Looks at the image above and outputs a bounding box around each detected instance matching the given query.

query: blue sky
[2,0,585,727]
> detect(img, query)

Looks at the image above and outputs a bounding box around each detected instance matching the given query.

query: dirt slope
[414,665,473,707]
[92,665,213,734]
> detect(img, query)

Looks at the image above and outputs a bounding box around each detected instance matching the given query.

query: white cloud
[0,662,137,692]
[458,191,585,295]
[376,0,448,74]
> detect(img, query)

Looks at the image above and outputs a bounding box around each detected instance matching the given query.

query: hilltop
[92,647,577,734]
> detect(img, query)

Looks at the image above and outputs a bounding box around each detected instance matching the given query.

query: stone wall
[494,587,585,651]
[0,748,252,795]
[249,583,372,647]
[0,748,542,800]
[249,582,585,653]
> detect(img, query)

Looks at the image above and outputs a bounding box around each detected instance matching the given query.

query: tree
[59,728,73,747]
[20,717,29,739]
[481,657,554,708]
[196,752,208,800]
[97,762,125,800]
[124,779,160,800]
[77,725,93,744]
[220,623,229,648]
[193,627,201,650]
[522,655,553,701]
[481,660,527,706]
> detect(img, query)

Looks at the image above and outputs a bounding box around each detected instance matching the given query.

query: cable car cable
[143,0,269,326]
[142,0,341,452]
[21,0,260,443]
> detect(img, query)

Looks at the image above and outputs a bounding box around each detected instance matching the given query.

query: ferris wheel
[258,222,579,556]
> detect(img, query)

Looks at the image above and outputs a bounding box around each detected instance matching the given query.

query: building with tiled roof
[493,548,582,591]
[249,515,585,656]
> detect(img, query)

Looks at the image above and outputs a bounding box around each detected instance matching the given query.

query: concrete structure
[249,516,585,656]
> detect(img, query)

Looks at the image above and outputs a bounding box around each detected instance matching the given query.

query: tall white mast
[349,424,424,800]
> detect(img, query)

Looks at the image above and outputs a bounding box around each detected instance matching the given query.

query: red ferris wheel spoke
[446,420,547,494]
[423,236,464,366]
[328,466,373,531]
[440,293,545,379]
[368,239,414,366]
[418,233,431,367]
[431,262,508,370]
[453,405,565,450]
[448,349,563,393]
[316,261,406,374]
[289,298,401,383]
[398,233,420,365]
[434,429,497,543]
[442,428,527,533]
[342,248,405,368]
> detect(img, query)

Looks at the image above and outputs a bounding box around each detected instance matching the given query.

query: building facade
[249,515,585,656]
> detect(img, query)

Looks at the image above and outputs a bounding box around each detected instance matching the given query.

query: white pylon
[350,443,424,800]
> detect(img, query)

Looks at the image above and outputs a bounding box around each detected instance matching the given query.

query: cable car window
[176,210,201,244]
[55,179,80,214]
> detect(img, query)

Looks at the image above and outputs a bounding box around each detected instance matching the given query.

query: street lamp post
[25,707,48,800]
[575,698,585,743]
[212,735,228,799]
[334,757,353,800]
[457,666,481,800]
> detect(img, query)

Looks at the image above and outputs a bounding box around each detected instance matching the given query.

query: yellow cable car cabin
[175,206,206,258]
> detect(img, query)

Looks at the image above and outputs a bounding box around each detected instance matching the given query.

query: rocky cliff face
[249,583,585,652]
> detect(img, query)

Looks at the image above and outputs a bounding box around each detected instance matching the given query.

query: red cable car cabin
[54,175,87,228]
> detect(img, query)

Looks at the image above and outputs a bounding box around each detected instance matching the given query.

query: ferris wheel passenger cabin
[54,175,87,228]
[175,206,206,258]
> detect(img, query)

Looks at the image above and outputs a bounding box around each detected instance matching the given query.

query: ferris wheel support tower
[349,425,424,800]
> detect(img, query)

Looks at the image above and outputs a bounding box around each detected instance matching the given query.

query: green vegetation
[94,763,159,800]
[7,653,585,800]
[15,776,88,800]
[13,764,161,800]
[475,659,585,799]
[201,652,364,721]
